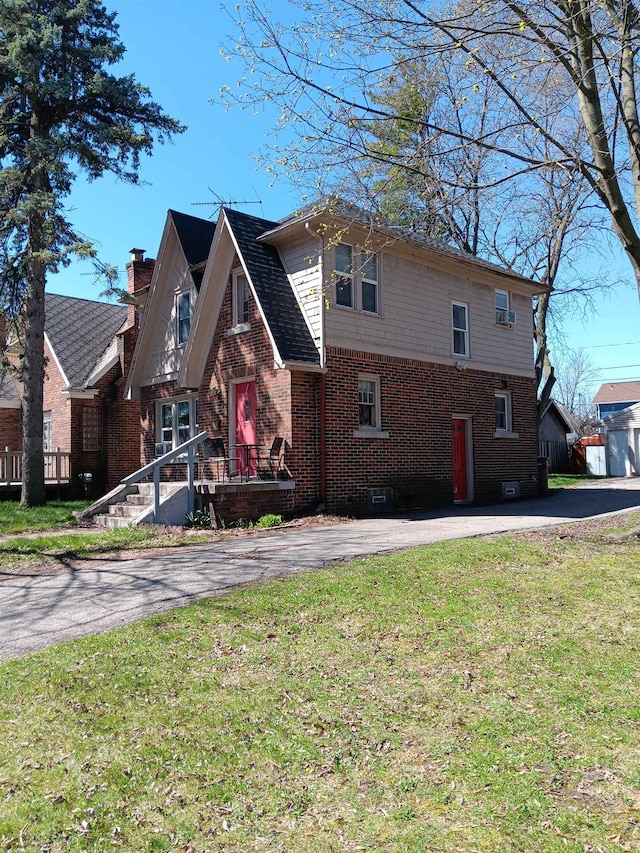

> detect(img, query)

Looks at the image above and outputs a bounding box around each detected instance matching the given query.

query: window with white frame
[495,393,511,432]
[334,242,354,308]
[357,374,381,428]
[176,291,191,345]
[361,251,379,314]
[233,271,250,327]
[333,243,381,314]
[495,290,510,324]
[452,302,469,357]
[158,396,198,451]
[43,411,51,452]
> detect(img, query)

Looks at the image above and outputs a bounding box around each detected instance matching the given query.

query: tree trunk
[21,109,48,507]
[20,245,46,507]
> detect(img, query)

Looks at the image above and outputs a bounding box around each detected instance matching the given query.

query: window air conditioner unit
[155,441,172,457]
[496,309,517,326]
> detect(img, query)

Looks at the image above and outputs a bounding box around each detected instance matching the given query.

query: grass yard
[548,473,605,489]
[1,517,640,851]
[0,499,91,535]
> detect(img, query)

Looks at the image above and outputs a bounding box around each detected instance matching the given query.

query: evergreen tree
[0,0,184,505]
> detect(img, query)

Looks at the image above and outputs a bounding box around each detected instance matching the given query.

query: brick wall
[322,346,538,513]
[141,264,295,488]
[43,338,71,452]
[0,407,21,450]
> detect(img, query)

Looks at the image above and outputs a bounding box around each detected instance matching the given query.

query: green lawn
[0,499,90,535]
[1,515,640,851]
[548,473,605,489]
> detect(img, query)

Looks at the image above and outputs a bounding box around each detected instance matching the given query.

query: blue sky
[48,0,640,398]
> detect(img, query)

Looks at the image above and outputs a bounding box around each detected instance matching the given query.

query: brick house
[121,202,546,521]
[1,255,150,495]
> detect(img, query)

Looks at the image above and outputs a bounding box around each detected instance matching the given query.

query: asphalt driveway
[2,477,640,662]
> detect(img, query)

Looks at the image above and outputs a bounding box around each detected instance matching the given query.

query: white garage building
[601,402,640,476]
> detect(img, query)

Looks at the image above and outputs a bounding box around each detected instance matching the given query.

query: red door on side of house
[452,419,468,502]
[235,380,257,477]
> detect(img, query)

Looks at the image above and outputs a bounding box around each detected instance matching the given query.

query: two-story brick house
[120,201,545,520]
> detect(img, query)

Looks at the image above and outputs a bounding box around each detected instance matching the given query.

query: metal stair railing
[121,431,208,523]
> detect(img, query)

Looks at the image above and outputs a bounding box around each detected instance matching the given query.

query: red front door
[452,419,468,501]
[235,381,257,477]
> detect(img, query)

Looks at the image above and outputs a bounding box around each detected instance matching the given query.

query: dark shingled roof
[224,207,320,365]
[169,210,217,267]
[45,293,127,387]
[0,369,20,406]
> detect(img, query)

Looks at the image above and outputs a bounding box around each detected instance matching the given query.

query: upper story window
[452,302,469,357]
[334,243,354,308]
[233,271,250,327]
[495,290,516,326]
[333,242,381,314]
[176,291,191,345]
[361,252,378,314]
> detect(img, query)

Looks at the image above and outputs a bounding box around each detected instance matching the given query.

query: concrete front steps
[82,482,190,529]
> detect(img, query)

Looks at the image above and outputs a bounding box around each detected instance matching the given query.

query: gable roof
[264,197,548,294]
[45,293,127,388]
[169,209,216,267]
[223,207,320,365]
[593,380,640,405]
[540,399,580,435]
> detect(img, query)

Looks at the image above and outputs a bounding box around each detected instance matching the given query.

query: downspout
[305,221,327,507]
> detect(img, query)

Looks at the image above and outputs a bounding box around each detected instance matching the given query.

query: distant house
[105,202,549,524]
[599,401,640,477]
[0,254,151,494]
[593,381,640,420]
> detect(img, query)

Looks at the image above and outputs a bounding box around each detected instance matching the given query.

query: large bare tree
[222,5,619,408]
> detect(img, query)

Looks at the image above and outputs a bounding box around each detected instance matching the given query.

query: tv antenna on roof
[192,186,263,219]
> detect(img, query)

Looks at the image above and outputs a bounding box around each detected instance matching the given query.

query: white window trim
[175,289,192,347]
[334,241,355,310]
[333,243,382,315]
[156,395,199,452]
[231,269,251,331]
[495,290,510,311]
[361,251,380,315]
[494,392,519,438]
[354,373,389,438]
[452,301,469,358]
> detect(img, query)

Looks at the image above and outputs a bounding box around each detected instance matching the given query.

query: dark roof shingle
[45,293,127,387]
[169,210,217,267]
[224,208,320,365]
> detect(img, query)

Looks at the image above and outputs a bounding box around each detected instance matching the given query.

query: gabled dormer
[125,210,216,399]
[180,207,320,389]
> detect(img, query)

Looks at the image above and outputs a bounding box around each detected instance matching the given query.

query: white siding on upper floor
[279,235,323,347]
[324,246,535,375]
[141,237,195,384]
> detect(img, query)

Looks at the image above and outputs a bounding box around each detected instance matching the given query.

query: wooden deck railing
[0,446,71,486]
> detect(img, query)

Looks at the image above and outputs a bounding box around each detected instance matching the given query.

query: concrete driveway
[2,478,640,662]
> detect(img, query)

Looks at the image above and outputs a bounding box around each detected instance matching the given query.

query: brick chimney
[119,248,155,378]
[125,247,155,327]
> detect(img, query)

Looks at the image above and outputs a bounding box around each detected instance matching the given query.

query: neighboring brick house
[123,202,547,519]
[1,250,150,495]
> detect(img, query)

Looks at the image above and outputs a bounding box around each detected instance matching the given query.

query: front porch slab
[197,479,296,523]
